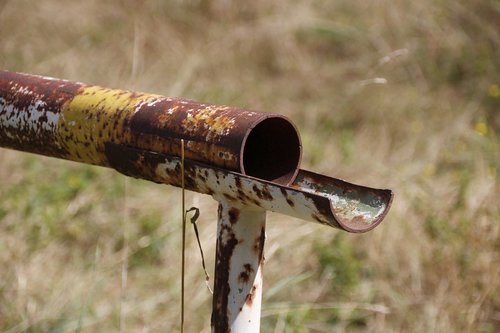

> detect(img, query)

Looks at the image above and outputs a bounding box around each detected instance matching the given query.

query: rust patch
[238,264,255,284]
[236,188,253,205]
[252,184,262,198]
[280,187,295,207]
[245,285,258,307]
[217,203,223,220]
[251,198,262,207]
[0,70,84,158]
[260,185,273,201]
[228,207,240,225]
[235,176,242,189]
[252,184,272,201]
[211,207,239,332]
[129,96,273,174]
[350,215,368,224]
[104,143,144,178]
[253,226,265,260]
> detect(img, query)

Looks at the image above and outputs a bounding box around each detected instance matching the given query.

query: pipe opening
[241,116,302,185]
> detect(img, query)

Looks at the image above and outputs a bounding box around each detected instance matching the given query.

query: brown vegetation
[0,0,498,332]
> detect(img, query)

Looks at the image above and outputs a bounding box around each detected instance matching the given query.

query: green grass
[1,0,499,332]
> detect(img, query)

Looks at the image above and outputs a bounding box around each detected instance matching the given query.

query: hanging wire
[185,207,213,294]
[180,140,212,332]
[180,139,186,333]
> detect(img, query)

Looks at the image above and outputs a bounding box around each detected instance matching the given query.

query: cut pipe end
[241,116,302,186]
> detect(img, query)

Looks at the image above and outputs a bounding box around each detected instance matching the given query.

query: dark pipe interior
[242,117,302,185]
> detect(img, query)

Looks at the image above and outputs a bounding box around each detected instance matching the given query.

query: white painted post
[211,201,266,333]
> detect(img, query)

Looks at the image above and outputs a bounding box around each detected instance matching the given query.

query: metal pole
[212,201,266,333]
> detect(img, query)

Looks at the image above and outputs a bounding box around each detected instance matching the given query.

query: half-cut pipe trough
[0,70,393,333]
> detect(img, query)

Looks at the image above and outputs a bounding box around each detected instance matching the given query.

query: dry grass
[0,0,499,332]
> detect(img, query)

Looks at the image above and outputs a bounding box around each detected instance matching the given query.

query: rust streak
[280,187,295,207]
[211,204,240,332]
[238,264,255,284]
[245,285,258,307]
[252,184,273,201]
[228,207,240,225]
[254,227,265,259]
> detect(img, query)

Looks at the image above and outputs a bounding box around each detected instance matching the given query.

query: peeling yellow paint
[57,86,159,165]
[182,107,236,141]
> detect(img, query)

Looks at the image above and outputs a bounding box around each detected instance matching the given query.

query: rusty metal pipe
[0,70,301,185]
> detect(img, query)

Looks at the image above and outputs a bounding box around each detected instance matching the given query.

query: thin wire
[185,207,213,294]
[180,139,186,333]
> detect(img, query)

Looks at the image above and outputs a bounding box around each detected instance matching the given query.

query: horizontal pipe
[0,70,301,185]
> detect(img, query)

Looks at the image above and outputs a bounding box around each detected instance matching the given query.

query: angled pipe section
[105,145,393,232]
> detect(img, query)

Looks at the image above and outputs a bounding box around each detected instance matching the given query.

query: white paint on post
[212,200,266,333]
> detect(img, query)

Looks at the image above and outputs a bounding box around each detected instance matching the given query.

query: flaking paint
[212,202,266,332]
[103,144,392,233]
[0,70,300,182]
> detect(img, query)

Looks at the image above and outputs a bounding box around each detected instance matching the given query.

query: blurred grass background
[0,0,498,332]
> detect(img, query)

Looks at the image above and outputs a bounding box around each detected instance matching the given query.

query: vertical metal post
[211,200,266,333]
